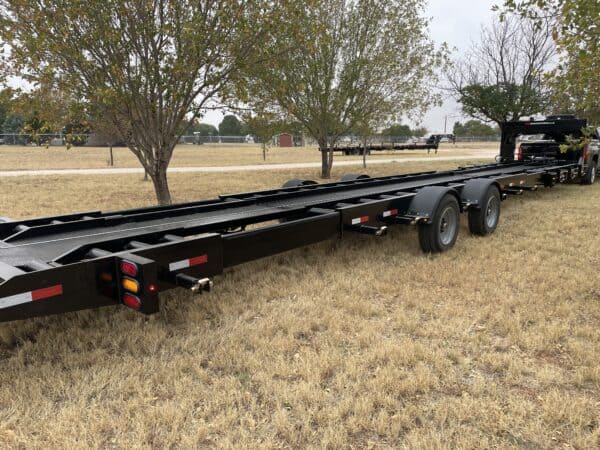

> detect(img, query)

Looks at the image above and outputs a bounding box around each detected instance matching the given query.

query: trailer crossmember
[0,160,584,322]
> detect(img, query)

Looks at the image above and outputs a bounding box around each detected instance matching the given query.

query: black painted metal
[0,160,582,322]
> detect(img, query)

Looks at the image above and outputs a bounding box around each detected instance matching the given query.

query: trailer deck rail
[0,159,586,322]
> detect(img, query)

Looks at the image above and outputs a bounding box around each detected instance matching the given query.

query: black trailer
[0,118,596,322]
[323,135,445,156]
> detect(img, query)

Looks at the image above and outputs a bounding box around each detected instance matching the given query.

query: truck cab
[499,115,600,183]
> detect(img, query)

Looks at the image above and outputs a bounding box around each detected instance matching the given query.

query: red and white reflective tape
[0,285,63,310]
[351,216,369,225]
[382,209,398,218]
[169,254,208,272]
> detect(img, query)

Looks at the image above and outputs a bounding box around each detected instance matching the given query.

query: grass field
[0,142,497,171]
[0,160,598,448]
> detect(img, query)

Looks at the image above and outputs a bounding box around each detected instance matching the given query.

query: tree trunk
[149,167,172,205]
[109,145,114,166]
[362,137,367,169]
[262,143,267,161]
[319,139,333,179]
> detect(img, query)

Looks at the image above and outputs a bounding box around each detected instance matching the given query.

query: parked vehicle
[0,116,596,322]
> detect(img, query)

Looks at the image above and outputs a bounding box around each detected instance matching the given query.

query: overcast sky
[200,0,498,133]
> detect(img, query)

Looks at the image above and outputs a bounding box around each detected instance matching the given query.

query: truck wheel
[468,185,501,236]
[418,194,460,253]
[582,161,597,185]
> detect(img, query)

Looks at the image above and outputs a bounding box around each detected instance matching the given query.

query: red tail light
[123,293,142,310]
[583,144,589,162]
[119,260,138,277]
[516,145,523,161]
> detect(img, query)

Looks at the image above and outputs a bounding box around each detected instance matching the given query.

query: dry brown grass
[0,143,496,171]
[0,160,598,448]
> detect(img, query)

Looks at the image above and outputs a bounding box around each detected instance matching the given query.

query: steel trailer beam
[0,160,584,322]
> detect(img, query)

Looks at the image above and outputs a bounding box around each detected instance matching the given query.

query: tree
[0,88,16,128]
[240,0,445,178]
[0,1,273,205]
[242,107,289,161]
[499,0,600,122]
[453,120,499,137]
[182,121,218,137]
[381,124,412,138]
[412,127,428,137]
[448,14,555,125]
[218,115,245,136]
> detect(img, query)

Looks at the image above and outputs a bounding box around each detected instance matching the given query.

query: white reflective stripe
[351,218,362,225]
[169,260,190,272]
[382,209,398,218]
[0,292,33,309]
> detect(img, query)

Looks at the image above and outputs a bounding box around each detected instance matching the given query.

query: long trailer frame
[0,157,589,323]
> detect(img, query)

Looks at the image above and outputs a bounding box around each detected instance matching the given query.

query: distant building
[278,133,293,147]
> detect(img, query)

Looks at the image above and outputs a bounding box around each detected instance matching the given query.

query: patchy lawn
[0,160,598,448]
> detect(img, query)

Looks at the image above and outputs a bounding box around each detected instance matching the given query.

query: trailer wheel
[582,161,597,185]
[418,194,460,253]
[468,185,501,236]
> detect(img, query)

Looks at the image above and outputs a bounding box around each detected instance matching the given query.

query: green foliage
[381,124,412,137]
[63,121,91,147]
[453,120,499,137]
[239,0,446,177]
[2,113,24,134]
[458,83,546,125]
[0,88,16,129]
[218,115,245,136]
[412,127,428,138]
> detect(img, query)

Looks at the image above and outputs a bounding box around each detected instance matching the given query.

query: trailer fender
[408,186,461,220]
[340,173,370,182]
[281,179,318,189]
[461,179,502,209]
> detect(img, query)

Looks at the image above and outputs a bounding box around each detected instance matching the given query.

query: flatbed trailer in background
[0,118,596,323]
[322,135,445,155]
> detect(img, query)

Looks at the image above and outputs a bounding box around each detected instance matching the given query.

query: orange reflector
[122,277,140,293]
[123,293,142,310]
[100,272,113,282]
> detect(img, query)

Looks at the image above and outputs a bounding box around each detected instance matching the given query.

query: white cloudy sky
[200,0,498,132]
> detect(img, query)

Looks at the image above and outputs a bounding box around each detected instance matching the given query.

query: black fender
[461,179,501,210]
[340,173,371,182]
[407,186,461,218]
[281,179,318,189]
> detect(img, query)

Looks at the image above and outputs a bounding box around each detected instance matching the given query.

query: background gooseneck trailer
[0,117,597,322]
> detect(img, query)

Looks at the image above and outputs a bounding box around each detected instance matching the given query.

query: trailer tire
[418,194,460,253]
[582,161,597,185]
[468,185,501,236]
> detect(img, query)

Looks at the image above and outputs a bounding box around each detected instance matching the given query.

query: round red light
[148,284,157,293]
[123,293,142,310]
[120,260,138,277]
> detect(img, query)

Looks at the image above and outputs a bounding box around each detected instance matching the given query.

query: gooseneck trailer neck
[0,156,588,323]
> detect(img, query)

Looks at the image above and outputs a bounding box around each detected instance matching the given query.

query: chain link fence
[0,133,501,146]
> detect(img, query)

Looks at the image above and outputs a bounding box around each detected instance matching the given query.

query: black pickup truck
[500,115,600,184]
